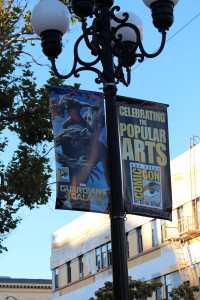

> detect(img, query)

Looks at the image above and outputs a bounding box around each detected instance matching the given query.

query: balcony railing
[162,215,200,242]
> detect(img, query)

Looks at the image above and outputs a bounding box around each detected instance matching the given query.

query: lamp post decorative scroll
[31,0,177,87]
[31,1,179,299]
[4,296,18,300]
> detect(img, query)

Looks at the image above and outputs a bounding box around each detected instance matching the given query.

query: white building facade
[51,143,200,299]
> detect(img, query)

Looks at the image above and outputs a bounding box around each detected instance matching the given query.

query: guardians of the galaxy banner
[48,86,110,213]
[117,95,172,220]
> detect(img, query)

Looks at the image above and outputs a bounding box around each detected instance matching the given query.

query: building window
[192,197,200,229]
[137,226,143,253]
[67,261,71,283]
[172,270,181,287]
[152,219,158,246]
[155,278,162,300]
[161,220,167,242]
[101,245,107,268]
[96,242,113,271]
[177,205,184,219]
[177,206,184,234]
[126,233,130,258]
[165,274,172,300]
[79,255,84,278]
[107,242,112,266]
[54,268,59,289]
[156,286,162,300]
[95,247,101,271]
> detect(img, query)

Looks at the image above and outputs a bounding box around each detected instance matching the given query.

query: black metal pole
[99,2,129,299]
[105,89,129,300]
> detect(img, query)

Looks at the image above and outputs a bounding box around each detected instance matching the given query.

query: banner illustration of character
[117,96,172,220]
[48,86,110,213]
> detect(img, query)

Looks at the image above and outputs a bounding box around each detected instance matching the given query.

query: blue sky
[1,0,200,280]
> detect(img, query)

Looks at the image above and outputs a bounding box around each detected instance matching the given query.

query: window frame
[54,268,59,289]
[152,219,158,247]
[79,255,84,278]
[155,277,162,300]
[165,273,172,300]
[126,232,130,258]
[67,261,71,283]
[101,244,107,269]
[107,242,112,267]
[95,247,101,271]
[137,226,143,253]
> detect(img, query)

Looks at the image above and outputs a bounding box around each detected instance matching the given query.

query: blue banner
[49,86,110,213]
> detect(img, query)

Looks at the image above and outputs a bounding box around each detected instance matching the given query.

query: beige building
[51,142,200,299]
[0,277,52,300]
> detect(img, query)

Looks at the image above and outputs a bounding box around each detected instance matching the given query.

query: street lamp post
[31,1,179,299]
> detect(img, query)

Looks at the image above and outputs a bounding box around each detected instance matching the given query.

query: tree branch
[0,106,41,122]
[21,50,49,67]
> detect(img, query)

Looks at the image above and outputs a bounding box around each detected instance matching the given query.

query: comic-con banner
[48,86,110,213]
[117,96,172,220]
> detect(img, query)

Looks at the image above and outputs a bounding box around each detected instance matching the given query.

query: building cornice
[0,278,52,289]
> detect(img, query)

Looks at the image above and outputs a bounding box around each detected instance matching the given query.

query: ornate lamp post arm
[31,0,179,299]
[4,296,18,300]
[32,1,173,85]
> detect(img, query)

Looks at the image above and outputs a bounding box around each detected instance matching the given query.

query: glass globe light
[111,12,144,43]
[111,12,144,68]
[31,0,70,36]
[143,0,179,8]
[142,0,179,31]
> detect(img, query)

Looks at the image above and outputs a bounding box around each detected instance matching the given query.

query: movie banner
[117,95,172,220]
[48,86,110,213]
